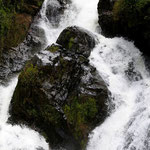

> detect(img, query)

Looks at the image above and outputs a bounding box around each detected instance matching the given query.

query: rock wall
[0,0,45,82]
[0,0,44,53]
[98,0,150,55]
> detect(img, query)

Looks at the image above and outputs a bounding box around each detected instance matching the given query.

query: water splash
[0,76,49,150]
[0,123,49,150]
[87,36,150,150]
[1,0,149,149]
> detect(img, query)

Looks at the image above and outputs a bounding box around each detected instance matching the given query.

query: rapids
[0,0,149,150]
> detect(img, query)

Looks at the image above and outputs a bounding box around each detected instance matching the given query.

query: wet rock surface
[0,14,46,83]
[46,0,70,26]
[57,26,97,57]
[0,0,45,83]
[9,26,108,150]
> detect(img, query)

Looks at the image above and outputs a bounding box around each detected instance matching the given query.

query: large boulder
[56,26,97,57]
[9,26,108,150]
[46,0,70,26]
[98,0,150,55]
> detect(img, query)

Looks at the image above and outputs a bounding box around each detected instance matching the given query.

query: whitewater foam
[1,0,149,149]
[87,36,150,150]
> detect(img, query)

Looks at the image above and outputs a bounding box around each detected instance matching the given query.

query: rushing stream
[0,76,49,150]
[87,36,150,150]
[0,0,149,149]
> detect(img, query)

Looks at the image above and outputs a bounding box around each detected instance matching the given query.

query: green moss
[113,0,123,21]
[48,45,59,53]
[136,0,150,10]
[113,0,138,27]
[68,37,74,49]
[0,4,12,36]
[64,97,98,125]
[19,63,39,86]
[0,0,44,58]
[27,109,38,118]
[64,97,98,148]
[0,0,13,53]
[79,56,87,63]
[41,105,61,125]
[113,0,150,27]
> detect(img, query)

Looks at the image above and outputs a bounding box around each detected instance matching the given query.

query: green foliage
[41,105,61,125]
[64,97,98,141]
[48,45,59,53]
[0,6,12,36]
[113,0,150,27]
[68,37,74,49]
[27,108,38,118]
[19,63,39,86]
[0,0,44,55]
[0,0,13,49]
[0,0,22,53]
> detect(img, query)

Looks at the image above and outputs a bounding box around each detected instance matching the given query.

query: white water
[0,0,99,149]
[0,76,49,150]
[1,0,150,149]
[38,0,99,47]
[87,36,150,150]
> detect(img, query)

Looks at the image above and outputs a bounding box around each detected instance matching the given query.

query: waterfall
[0,76,49,150]
[86,36,150,150]
[38,0,99,47]
[0,0,99,149]
[0,0,149,149]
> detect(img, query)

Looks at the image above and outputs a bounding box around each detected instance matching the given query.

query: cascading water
[0,0,149,149]
[38,0,99,47]
[86,36,150,150]
[0,76,49,150]
[0,0,99,149]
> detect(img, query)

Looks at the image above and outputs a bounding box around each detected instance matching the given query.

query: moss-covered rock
[0,0,44,52]
[0,0,44,61]
[0,0,72,82]
[63,97,98,147]
[98,0,150,55]
[0,0,45,82]
[56,26,97,57]
[9,26,108,150]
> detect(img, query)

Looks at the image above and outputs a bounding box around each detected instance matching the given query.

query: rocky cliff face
[0,0,45,82]
[98,0,150,55]
[0,0,44,52]
[0,0,69,83]
[0,16,46,83]
[98,0,117,37]
[9,26,108,150]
